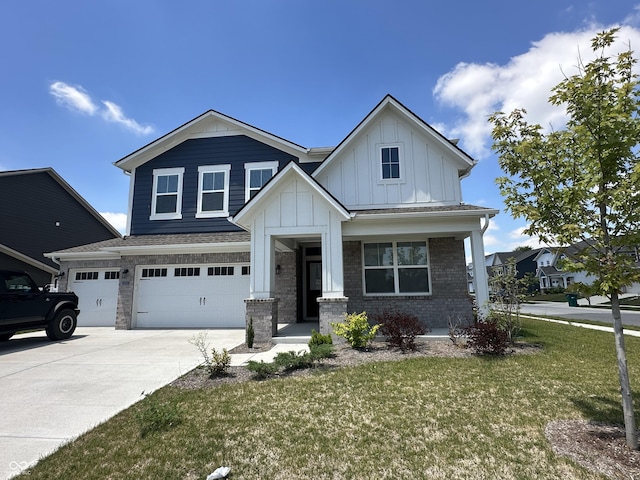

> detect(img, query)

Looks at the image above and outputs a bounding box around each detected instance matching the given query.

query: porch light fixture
[122,268,129,275]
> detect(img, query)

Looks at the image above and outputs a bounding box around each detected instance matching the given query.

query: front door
[305,260,322,319]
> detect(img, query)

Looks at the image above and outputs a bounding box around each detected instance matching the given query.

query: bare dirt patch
[546,420,640,479]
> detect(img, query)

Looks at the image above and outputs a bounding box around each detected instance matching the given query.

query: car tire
[0,333,13,341]
[46,309,77,340]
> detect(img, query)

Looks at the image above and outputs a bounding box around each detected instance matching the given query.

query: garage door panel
[134,265,249,328]
[70,269,119,327]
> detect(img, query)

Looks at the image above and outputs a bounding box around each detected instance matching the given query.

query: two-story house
[48,95,497,340]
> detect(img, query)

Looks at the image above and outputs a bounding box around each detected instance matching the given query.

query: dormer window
[245,161,278,201]
[380,146,401,180]
[150,167,184,220]
[197,165,230,218]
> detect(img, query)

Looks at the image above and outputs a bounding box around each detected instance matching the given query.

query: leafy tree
[513,245,532,252]
[489,29,640,449]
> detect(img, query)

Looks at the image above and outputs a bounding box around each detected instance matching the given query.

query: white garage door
[134,264,249,328]
[69,269,119,326]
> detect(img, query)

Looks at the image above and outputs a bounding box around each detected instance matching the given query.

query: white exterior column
[250,226,275,299]
[470,229,490,317]
[321,212,345,297]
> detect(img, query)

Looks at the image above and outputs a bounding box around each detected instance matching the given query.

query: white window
[245,161,278,201]
[150,167,184,220]
[362,240,430,295]
[196,165,231,218]
[380,146,401,180]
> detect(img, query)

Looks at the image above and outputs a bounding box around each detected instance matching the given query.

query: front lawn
[17,319,640,479]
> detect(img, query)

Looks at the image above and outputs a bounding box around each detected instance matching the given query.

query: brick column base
[245,298,278,343]
[318,297,348,342]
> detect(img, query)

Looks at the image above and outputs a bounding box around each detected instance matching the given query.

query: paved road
[0,327,244,480]
[520,301,640,327]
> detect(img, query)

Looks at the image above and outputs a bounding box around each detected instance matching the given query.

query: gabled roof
[231,161,352,229]
[114,109,312,172]
[312,94,476,178]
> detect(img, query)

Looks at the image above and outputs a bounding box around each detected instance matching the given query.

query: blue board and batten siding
[130,135,319,235]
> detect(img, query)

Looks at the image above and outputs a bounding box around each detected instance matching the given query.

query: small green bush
[189,332,231,377]
[246,317,255,348]
[274,350,315,371]
[331,311,380,349]
[309,343,334,360]
[246,360,278,379]
[134,392,181,437]
[309,329,333,347]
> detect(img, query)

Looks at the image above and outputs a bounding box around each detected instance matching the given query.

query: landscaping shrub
[331,311,380,349]
[309,343,334,360]
[246,360,278,379]
[274,350,315,371]
[246,317,255,348]
[373,309,427,351]
[189,332,231,377]
[309,329,332,347]
[464,319,509,355]
[134,392,181,437]
[447,314,468,348]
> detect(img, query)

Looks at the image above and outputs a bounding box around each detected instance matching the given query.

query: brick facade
[245,298,278,342]
[343,238,473,329]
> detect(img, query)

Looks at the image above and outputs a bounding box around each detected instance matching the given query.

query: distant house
[0,168,121,286]
[482,248,540,295]
[534,241,640,294]
[49,95,498,339]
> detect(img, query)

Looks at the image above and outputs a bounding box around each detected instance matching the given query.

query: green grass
[527,293,571,302]
[17,318,640,479]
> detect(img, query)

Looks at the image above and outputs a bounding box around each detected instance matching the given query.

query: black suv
[0,270,79,341]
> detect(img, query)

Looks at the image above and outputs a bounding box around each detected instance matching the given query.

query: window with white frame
[362,241,430,294]
[245,161,278,201]
[380,146,401,180]
[151,168,184,220]
[196,165,230,218]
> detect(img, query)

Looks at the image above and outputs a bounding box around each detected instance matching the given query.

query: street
[520,302,640,328]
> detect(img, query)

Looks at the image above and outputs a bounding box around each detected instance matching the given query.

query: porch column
[320,214,345,297]
[246,233,278,341]
[470,229,490,318]
[318,297,348,338]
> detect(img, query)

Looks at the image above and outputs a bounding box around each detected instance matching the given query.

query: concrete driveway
[0,327,244,480]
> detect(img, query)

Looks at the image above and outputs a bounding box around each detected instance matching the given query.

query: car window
[5,274,36,293]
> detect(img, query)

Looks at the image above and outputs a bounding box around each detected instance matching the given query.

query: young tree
[490,29,640,449]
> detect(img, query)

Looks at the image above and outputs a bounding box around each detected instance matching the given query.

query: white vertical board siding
[317,110,464,209]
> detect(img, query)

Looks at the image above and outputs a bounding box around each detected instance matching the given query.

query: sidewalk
[520,314,640,337]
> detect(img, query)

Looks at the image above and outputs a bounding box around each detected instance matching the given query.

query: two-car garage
[68,264,250,328]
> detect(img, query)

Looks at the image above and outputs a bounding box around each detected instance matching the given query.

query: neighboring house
[534,245,596,292]
[0,168,121,286]
[48,95,498,339]
[486,249,540,294]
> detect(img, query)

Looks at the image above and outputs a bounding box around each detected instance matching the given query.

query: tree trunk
[611,291,638,449]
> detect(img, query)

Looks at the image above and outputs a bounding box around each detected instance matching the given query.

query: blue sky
[1,1,639,257]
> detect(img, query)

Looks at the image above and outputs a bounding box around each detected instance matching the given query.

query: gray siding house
[49,96,497,339]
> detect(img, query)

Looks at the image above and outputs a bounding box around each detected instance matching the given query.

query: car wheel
[0,333,13,341]
[46,309,77,340]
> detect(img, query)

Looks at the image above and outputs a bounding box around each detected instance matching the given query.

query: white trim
[361,239,432,296]
[196,164,231,218]
[244,161,278,202]
[150,167,184,220]
[2,243,59,274]
[125,169,135,236]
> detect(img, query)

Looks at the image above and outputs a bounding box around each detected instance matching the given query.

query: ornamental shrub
[309,329,333,347]
[463,319,509,355]
[246,360,278,379]
[373,309,427,352]
[246,317,255,348]
[331,311,380,349]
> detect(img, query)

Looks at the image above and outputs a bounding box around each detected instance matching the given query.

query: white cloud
[100,212,127,234]
[49,81,98,115]
[433,25,640,158]
[49,81,155,136]
[102,101,155,136]
[505,226,548,251]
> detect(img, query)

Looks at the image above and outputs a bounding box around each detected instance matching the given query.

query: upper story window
[380,146,401,180]
[362,240,430,295]
[245,161,278,201]
[197,165,231,218]
[151,167,184,220]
